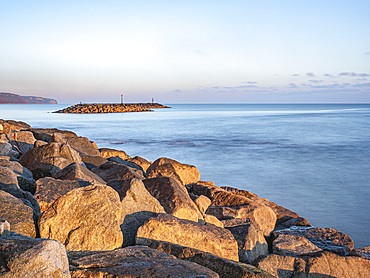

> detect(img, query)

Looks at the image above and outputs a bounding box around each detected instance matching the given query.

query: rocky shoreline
[54,103,170,113]
[0,118,369,277]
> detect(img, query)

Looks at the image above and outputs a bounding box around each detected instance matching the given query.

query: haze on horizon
[1,0,369,104]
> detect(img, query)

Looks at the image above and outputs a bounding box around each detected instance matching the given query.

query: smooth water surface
[1,103,369,247]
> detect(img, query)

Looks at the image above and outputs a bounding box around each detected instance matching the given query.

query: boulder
[194,194,212,213]
[223,218,268,264]
[136,213,239,261]
[351,246,370,260]
[99,147,130,160]
[143,177,203,222]
[34,139,48,147]
[64,136,101,157]
[273,233,322,256]
[92,161,143,182]
[221,186,259,198]
[0,119,31,133]
[52,162,106,186]
[254,251,370,278]
[0,231,70,277]
[204,214,224,228]
[275,216,312,230]
[108,156,146,176]
[7,130,36,154]
[0,141,19,158]
[69,246,218,278]
[207,205,277,236]
[39,184,123,251]
[81,155,108,170]
[0,190,36,238]
[31,128,77,143]
[145,240,275,278]
[127,155,151,172]
[273,226,354,256]
[34,177,85,213]
[147,157,200,185]
[0,158,35,194]
[19,142,83,179]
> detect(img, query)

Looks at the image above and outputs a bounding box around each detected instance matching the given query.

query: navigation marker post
[121,94,124,105]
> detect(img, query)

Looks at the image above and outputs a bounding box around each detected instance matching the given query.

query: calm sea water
[1,103,369,248]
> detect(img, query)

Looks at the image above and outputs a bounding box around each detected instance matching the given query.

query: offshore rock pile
[54,103,170,114]
[0,118,369,277]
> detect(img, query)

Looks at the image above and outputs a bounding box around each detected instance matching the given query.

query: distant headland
[0,92,58,104]
[53,103,170,113]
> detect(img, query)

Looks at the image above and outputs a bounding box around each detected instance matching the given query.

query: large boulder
[0,141,19,158]
[147,157,200,185]
[127,155,151,172]
[273,233,322,256]
[92,161,143,182]
[34,177,85,213]
[39,184,123,251]
[0,190,36,238]
[0,158,35,193]
[0,231,70,277]
[223,218,269,264]
[194,194,212,213]
[143,177,203,222]
[145,240,275,278]
[64,136,101,157]
[254,251,370,278]
[136,213,239,261]
[108,156,146,177]
[207,205,277,236]
[99,147,130,160]
[272,226,354,256]
[81,155,108,170]
[0,119,31,133]
[30,128,77,143]
[52,162,106,186]
[69,246,218,278]
[6,130,36,155]
[19,142,83,179]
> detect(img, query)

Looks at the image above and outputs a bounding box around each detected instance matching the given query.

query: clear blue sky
[1,0,369,103]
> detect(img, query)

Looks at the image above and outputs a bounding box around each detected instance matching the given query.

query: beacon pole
[121,94,124,105]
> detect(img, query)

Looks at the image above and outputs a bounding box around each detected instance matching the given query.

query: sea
[1,103,369,248]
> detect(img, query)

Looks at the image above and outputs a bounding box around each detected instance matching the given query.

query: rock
[221,186,259,198]
[52,162,106,186]
[145,240,275,278]
[275,216,312,230]
[0,190,36,238]
[19,142,83,179]
[0,119,31,133]
[34,139,48,147]
[34,177,85,213]
[273,233,322,256]
[136,213,239,261]
[273,226,354,256]
[204,214,224,228]
[207,205,277,236]
[39,184,123,251]
[81,155,107,170]
[254,251,370,278]
[92,161,143,182]
[147,157,200,185]
[351,246,370,260]
[223,218,268,264]
[64,136,101,157]
[31,128,77,143]
[127,155,151,172]
[69,246,218,278]
[194,194,212,213]
[0,232,70,277]
[108,156,145,176]
[7,130,36,155]
[0,141,19,158]
[0,158,35,194]
[99,147,131,160]
[143,177,203,222]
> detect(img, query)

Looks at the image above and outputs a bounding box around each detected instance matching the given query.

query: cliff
[0,92,58,104]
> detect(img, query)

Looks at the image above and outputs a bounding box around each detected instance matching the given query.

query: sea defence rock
[0,190,36,238]
[69,246,218,278]
[147,157,201,185]
[63,136,101,157]
[127,155,151,172]
[39,184,123,251]
[5,130,36,155]
[31,128,78,143]
[92,161,144,182]
[108,156,146,177]
[0,158,35,194]
[54,102,170,114]
[0,119,31,133]
[272,226,354,256]
[136,213,239,261]
[99,147,131,160]
[0,231,70,277]
[143,177,203,222]
[272,233,323,256]
[19,142,83,179]
[254,251,370,278]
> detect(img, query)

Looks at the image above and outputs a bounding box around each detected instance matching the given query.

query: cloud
[308,80,323,83]
[292,74,300,77]
[324,74,334,78]
[306,72,315,77]
[288,83,298,88]
[338,72,370,77]
[242,81,257,84]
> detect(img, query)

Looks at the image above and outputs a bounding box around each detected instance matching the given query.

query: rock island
[0,118,369,277]
[54,103,170,114]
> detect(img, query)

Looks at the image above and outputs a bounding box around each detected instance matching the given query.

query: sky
[0,0,370,103]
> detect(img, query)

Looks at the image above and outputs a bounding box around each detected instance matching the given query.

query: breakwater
[53,103,170,113]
